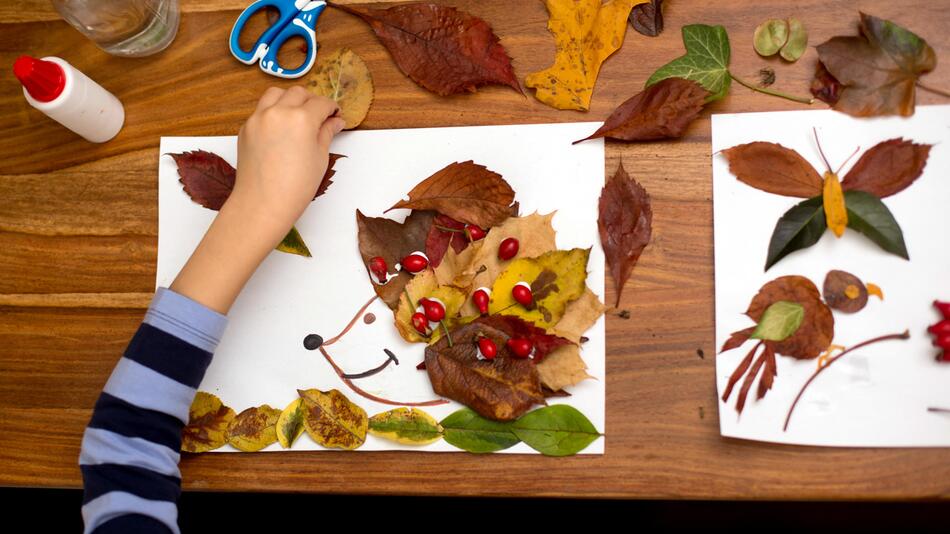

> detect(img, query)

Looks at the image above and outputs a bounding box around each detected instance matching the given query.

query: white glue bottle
[13,55,124,143]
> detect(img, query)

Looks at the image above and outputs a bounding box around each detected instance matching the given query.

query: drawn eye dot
[303,334,324,350]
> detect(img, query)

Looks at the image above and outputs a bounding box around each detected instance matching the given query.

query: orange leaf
[822,171,848,237]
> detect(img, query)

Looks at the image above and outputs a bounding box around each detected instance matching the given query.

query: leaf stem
[433,224,463,233]
[783,330,910,431]
[916,81,950,99]
[928,407,950,414]
[440,321,454,347]
[731,74,815,104]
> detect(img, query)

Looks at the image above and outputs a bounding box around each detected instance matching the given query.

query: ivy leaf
[629,0,664,37]
[844,191,909,260]
[327,2,520,96]
[368,408,443,445]
[181,391,235,453]
[509,404,600,457]
[297,388,368,450]
[489,248,590,328]
[306,48,374,129]
[765,196,826,271]
[388,161,515,229]
[227,405,281,452]
[356,209,435,309]
[525,0,643,111]
[841,138,932,198]
[750,301,804,342]
[574,78,708,144]
[646,24,731,101]
[440,408,520,453]
[598,164,652,307]
[720,142,823,198]
[276,398,305,449]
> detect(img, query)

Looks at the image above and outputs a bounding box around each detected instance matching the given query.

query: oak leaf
[368,407,443,445]
[306,47,374,129]
[328,2,520,96]
[575,78,708,144]
[356,209,435,309]
[181,391,235,453]
[599,164,652,307]
[297,388,368,450]
[228,405,281,452]
[525,0,644,111]
[489,248,590,329]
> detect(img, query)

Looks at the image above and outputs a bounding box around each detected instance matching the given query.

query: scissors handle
[260,2,326,79]
[229,0,295,65]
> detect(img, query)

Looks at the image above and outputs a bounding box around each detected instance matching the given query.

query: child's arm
[79,87,345,534]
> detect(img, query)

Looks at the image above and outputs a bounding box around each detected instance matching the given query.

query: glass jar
[52,0,180,57]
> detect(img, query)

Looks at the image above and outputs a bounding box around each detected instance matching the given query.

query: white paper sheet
[157,122,606,453]
[712,105,950,446]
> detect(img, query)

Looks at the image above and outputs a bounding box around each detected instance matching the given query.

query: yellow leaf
[823,171,848,237]
[368,407,444,445]
[306,47,374,129]
[552,287,606,343]
[395,270,467,343]
[181,391,235,453]
[228,404,281,452]
[866,282,884,300]
[525,0,644,110]
[536,344,594,391]
[489,248,590,328]
[434,240,483,289]
[298,388,368,450]
[276,398,306,449]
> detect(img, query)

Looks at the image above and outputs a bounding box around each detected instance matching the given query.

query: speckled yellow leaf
[395,270,466,343]
[368,407,444,445]
[276,398,306,449]
[536,344,594,391]
[181,391,235,453]
[823,171,848,237]
[489,248,590,328]
[525,0,645,110]
[552,287,606,343]
[307,47,374,129]
[298,388,368,450]
[228,404,281,452]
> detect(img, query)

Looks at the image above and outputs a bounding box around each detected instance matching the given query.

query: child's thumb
[318,117,346,145]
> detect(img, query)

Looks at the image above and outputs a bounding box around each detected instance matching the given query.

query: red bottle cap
[13,56,66,103]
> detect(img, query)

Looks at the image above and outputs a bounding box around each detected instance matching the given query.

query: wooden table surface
[2,0,950,499]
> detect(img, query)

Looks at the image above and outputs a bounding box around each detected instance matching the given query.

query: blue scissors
[229,0,327,79]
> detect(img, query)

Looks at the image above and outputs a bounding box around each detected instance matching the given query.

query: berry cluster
[929,300,950,362]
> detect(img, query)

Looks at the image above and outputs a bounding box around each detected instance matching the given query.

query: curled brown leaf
[629,0,664,37]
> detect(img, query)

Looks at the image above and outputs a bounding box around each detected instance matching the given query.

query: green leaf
[765,196,826,271]
[509,405,600,457]
[276,226,312,257]
[780,18,808,62]
[368,408,443,445]
[751,301,804,341]
[440,408,520,453]
[646,24,731,101]
[844,191,909,260]
[753,19,788,57]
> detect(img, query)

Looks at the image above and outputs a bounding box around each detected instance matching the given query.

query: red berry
[929,320,950,337]
[472,287,491,315]
[402,252,429,273]
[936,300,950,320]
[935,334,950,350]
[421,298,446,322]
[498,237,519,260]
[368,256,388,284]
[939,351,950,363]
[411,312,429,335]
[512,281,533,307]
[506,338,533,358]
[477,337,497,360]
[465,225,486,241]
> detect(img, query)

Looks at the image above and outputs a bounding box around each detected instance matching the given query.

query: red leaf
[722,341,760,403]
[598,164,652,307]
[574,77,707,144]
[487,315,573,362]
[328,1,521,96]
[425,214,469,268]
[356,209,435,309]
[841,138,932,198]
[315,153,346,199]
[720,142,824,198]
[720,326,754,354]
[756,343,777,400]
[736,345,768,414]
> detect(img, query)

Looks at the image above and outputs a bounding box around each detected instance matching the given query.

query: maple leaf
[424,318,546,422]
[388,161,515,229]
[356,209,435,309]
[525,0,644,111]
[574,78,708,144]
[306,48,374,129]
[814,12,938,117]
[598,164,652,307]
[629,0,664,37]
[327,2,521,96]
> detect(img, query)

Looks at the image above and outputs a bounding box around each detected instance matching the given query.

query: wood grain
[1,0,949,498]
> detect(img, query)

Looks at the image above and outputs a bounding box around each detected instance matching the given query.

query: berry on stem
[472,287,491,315]
[507,338,533,359]
[402,252,429,274]
[512,281,533,307]
[477,337,497,360]
[421,298,446,322]
[498,237,519,260]
[411,312,429,336]
[368,256,388,284]
[465,225,486,242]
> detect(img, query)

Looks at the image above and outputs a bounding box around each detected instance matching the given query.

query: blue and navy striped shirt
[79,287,228,533]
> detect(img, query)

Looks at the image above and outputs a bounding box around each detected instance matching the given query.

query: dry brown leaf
[552,288,605,344]
[356,209,435,309]
[536,344,594,391]
[434,240,483,288]
[599,164,653,307]
[746,275,834,359]
[228,405,281,452]
[720,142,824,198]
[298,388,368,450]
[841,138,932,198]
[306,47,374,129]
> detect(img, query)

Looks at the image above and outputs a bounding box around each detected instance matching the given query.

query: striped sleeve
[80,287,227,534]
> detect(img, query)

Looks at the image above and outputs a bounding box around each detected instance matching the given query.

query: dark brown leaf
[735,346,767,414]
[721,142,823,198]
[841,138,932,198]
[756,343,777,400]
[315,153,345,199]
[425,214,469,268]
[746,275,835,360]
[810,61,842,106]
[823,269,868,313]
[327,1,521,96]
[598,164,652,307]
[424,318,546,421]
[574,78,707,144]
[356,209,435,309]
[721,341,760,403]
[388,161,515,229]
[629,0,664,37]
[720,326,754,354]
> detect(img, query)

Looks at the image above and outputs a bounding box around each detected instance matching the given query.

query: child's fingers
[276,85,311,107]
[256,87,285,111]
[301,95,341,126]
[317,117,346,146]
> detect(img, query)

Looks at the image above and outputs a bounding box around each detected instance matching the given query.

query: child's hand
[170,87,344,314]
[229,86,345,245]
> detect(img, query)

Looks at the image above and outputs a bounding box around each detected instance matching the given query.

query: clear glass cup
[52,0,180,57]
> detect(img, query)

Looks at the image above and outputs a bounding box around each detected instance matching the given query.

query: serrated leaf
[276,398,305,448]
[276,226,312,257]
[646,24,732,101]
[181,391,235,453]
[440,408,520,453]
[844,190,909,259]
[368,408,443,445]
[489,248,590,328]
[298,388,368,450]
[228,404,281,452]
[306,47,374,129]
[751,301,804,341]
[509,404,600,457]
[765,196,826,271]
[535,344,593,392]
